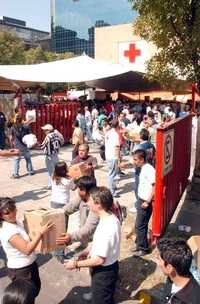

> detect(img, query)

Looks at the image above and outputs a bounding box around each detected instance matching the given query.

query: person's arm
[8,222,54,255]
[141,184,155,209]
[69,211,99,243]
[62,195,82,215]
[65,255,105,270]
[0,149,20,157]
[57,211,99,245]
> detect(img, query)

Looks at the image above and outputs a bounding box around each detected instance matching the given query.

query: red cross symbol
[124,43,141,63]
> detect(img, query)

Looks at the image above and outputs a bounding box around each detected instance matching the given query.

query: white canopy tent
[0,54,160,91]
[0,55,131,83]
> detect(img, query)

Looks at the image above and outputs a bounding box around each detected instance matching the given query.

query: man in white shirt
[105,119,121,197]
[132,149,155,256]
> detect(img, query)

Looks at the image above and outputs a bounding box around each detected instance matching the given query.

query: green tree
[129,0,200,174]
[0,31,25,64]
[128,0,200,86]
[24,47,47,64]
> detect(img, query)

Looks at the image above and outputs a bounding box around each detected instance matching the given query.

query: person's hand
[56,233,71,245]
[141,201,149,209]
[64,260,76,270]
[40,221,54,236]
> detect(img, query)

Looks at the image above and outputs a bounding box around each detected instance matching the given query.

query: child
[50,161,74,209]
[132,149,155,256]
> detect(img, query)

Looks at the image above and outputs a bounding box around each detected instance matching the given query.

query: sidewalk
[0,144,198,303]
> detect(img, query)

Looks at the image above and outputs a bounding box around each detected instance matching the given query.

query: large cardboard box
[68,162,92,180]
[187,236,200,271]
[24,208,66,254]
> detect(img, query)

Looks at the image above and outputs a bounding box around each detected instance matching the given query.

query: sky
[0,0,136,35]
[1,0,51,32]
[55,0,136,39]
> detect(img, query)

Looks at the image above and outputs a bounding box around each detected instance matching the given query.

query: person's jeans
[45,154,58,187]
[135,202,152,251]
[107,159,118,196]
[14,149,33,177]
[86,125,93,142]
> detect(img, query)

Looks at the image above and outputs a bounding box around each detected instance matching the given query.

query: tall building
[51,0,135,57]
[0,16,50,49]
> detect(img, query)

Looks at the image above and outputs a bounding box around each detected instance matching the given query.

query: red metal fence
[152,114,193,240]
[24,102,80,144]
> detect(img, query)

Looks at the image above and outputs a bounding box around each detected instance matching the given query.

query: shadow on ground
[116,256,157,303]
[13,188,50,203]
[58,286,90,304]
[165,190,200,239]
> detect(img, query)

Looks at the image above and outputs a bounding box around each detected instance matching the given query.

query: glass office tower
[51,0,134,57]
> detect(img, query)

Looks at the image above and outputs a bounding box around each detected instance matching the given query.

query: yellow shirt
[72,127,84,145]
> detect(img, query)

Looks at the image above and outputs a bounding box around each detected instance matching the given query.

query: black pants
[91,261,119,304]
[7,261,41,297]
[135,204,152,251]
[0,129,5,149]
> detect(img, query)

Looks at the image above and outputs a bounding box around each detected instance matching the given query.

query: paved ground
[0,144,199,303]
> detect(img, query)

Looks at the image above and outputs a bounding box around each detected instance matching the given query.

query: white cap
[41,124,53,131]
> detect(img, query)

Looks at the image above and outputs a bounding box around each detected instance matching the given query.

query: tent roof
[87,71,160,92]
[0,55,132,83]
[0,54,160,92]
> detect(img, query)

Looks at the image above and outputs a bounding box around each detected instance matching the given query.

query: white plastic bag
[22,134,37,149]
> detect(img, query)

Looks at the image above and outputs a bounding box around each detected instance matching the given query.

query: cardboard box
[68,162,92,180]
[24,208,66,254]
[187,236,200,271]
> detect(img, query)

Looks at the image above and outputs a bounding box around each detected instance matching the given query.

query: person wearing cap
[10,115,34,178]
[41,124,63,189]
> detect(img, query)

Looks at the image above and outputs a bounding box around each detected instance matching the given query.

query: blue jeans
[45,154,58,187]
[107,159,118,196]
[14,149,33,176]
[86,125,93,141]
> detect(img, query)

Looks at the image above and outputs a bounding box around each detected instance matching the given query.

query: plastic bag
[22,134,37,149]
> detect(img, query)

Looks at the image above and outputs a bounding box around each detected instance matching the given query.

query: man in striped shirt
[41,124,63,189]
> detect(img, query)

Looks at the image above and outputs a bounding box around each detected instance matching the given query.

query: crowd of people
[0,99,200,304]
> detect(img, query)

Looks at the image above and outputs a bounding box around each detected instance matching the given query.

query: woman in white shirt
[50,161,73,209]
[0,197,53,298]
[65,186,121,304]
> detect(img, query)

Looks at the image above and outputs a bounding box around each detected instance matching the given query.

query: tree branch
[169,16,186,42]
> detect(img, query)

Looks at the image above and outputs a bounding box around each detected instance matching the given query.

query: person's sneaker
[82,291,92,301]
[133,250,148,257]
[129,207,137,213]
[133,248,151,257]
[28,171,35,176]
[11,174,20,179]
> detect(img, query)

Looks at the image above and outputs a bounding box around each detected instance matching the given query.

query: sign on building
[118,40,153,73]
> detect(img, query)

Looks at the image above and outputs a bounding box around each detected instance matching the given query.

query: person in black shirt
[0,110,6,149]
[157,238,200,304]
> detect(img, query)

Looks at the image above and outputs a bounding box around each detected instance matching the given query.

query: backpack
[146,146,156,167]
[112,201,127,225]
